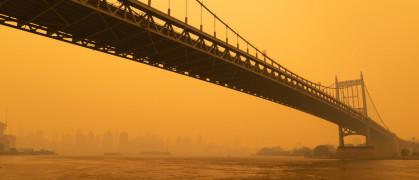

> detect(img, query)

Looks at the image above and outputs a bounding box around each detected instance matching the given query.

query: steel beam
[109,30,148,46]
[147,31,158,54]
[0,0,9,8]
[98,12,121,41]
[56,11,96,32]
[41,0,70,25]
[129,38,166,53]
[24,0,66,25]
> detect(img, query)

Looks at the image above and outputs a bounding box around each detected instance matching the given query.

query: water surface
[1,155,418,179]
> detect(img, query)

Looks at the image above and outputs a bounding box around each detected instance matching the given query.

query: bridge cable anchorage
[365,84,390,131]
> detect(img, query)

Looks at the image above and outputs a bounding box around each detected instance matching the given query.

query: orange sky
[0,0,418,149]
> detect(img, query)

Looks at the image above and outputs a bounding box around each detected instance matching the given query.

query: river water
[1,155,419,179]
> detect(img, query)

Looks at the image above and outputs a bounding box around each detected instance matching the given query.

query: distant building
[0,121,16,152]
[61,134,74,152]
[75,129,86,152]
[119,131,128,147]
[102,131,113,151]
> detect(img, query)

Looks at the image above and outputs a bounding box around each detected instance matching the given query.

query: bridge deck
[0,0,391,139]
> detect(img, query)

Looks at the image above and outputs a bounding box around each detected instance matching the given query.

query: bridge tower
[335,73,374,158]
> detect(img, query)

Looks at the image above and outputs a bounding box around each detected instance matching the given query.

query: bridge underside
[0,0,398,157]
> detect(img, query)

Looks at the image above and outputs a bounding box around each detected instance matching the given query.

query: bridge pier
[370,133,399,158]
[365,125,372,146]
[336,125,376,159]
[336,125,403,159]
[338,125,372,147]
[338,125,344,147]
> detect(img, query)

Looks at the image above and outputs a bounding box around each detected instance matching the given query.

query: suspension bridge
[0,0,417,158]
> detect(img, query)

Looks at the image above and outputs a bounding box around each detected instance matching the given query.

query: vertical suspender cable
[348,87,351,106]
[237,34,239,48]
[226,25,228,43]
[351,86,355,108]
[168,0,170,15]
[185,0,188,23]
[200,0,203,30]
[214,14,216,37]
[343,88,346,104]
[356,85,360,108]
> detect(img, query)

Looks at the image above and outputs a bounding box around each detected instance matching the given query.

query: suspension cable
[194,0,332,89]
[365,84,390,130]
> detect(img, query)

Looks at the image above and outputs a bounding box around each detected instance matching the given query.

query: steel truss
[0,0,392,138]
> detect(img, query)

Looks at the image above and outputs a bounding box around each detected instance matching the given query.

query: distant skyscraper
[102,131,113,151]
[0,121,16,152]
[61,134,74,153]
[94,135,101,150]
[87,131,94,150]
[119,131,128,146]
[119,131,129,152]
[75,129,86,152]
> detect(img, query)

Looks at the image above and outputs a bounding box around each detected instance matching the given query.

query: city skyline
[13,127,260,155]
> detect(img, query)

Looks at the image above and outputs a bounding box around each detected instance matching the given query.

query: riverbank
[0,149,56,155]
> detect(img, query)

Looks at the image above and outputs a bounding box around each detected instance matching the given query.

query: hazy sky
[0,0,418,149]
